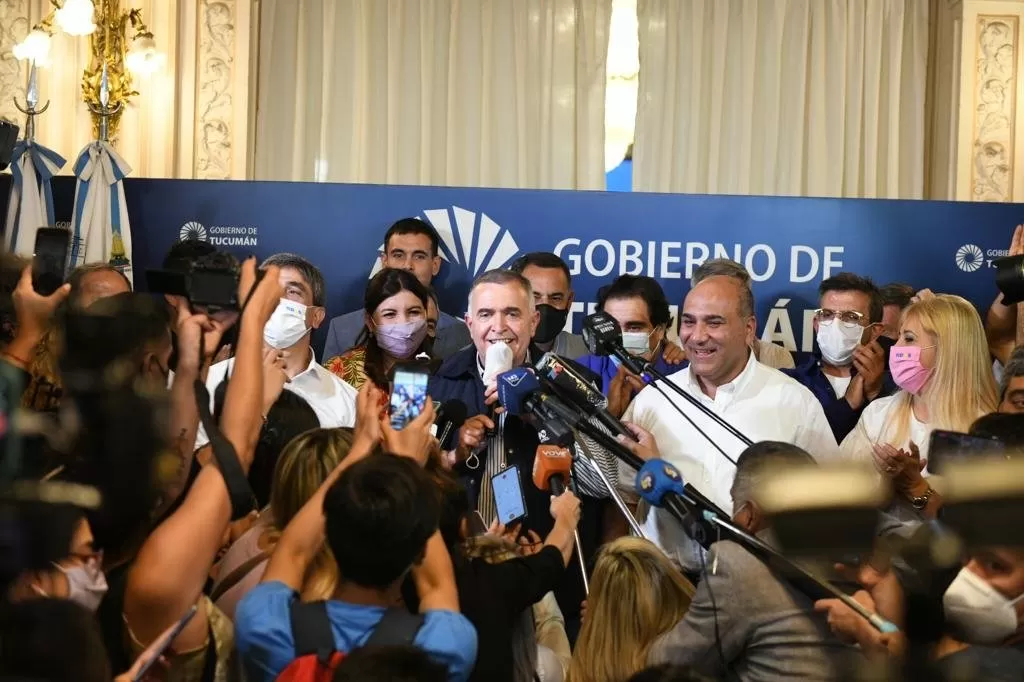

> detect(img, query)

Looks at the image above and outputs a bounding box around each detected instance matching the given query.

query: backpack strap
[210,549,271,603]
[365,608,425,647]
[289,601,336,665]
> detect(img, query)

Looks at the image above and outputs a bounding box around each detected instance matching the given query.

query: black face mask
[533,304,569,345]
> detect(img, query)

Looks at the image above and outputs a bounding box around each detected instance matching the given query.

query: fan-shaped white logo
[955,244,984,272]
[369,207,521,278]
[180,221,208,242]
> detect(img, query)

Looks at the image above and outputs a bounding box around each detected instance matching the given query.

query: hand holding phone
[390,367,429,430]
[32,228,71,297]
[491,465,528,525]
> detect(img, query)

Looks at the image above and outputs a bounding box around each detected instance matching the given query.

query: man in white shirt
[197,254,357,448]
[619,274,838,570]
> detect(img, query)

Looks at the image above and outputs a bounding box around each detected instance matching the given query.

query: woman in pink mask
[325,268,435,391]
[839,294,997,519]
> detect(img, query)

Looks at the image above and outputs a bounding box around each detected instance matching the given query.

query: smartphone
[928,429,1005,473]
[131,604,198,680]
[32,227,71,296]
[389,367,429,430]
[491,465,528,525]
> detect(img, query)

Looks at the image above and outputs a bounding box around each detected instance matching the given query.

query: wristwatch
[910,486,935,511]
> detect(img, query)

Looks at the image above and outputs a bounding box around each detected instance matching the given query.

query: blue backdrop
[11,175,1023,355]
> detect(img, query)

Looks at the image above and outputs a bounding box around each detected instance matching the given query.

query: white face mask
[264,299,310,349]
[36,556,108,613]
[622,330,653,355]
[816,319,862,366]
[943,566,1024,645]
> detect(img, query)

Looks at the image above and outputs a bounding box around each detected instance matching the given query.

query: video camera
[145,246,242,311]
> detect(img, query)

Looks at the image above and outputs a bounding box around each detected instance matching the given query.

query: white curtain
[254,0,611,189]
[634,0,929,198]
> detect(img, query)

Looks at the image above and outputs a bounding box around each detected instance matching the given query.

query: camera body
[146,249,241,311]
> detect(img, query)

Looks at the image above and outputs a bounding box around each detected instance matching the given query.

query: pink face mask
[889,345,935,395]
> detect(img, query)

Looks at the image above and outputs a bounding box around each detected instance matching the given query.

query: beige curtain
[634,0,930,198]
[254,0,612,189]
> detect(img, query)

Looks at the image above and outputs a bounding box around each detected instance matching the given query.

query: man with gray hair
[999,345,1024,413]
[428,267,600,639]
[691,259,795,370]
[651,440,852,680]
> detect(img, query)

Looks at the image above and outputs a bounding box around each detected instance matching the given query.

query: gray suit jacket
[650,540,854,681]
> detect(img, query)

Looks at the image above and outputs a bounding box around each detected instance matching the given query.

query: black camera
[146,248,241,311]
[995,255,1024,305]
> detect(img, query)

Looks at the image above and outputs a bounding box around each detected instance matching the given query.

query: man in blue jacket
[428,268,600,641]
[782,272,897,443]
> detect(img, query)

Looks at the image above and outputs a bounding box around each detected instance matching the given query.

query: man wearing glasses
[782,273,896,442]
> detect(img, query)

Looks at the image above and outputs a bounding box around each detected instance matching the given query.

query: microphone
[534,352,636,441]
[635,459,718,548]
[532,445,573,495]
[483,341,514,387]
[533,444,590,594]
[433,399,468,450]
[581,312,647,375]
[497,368,576,447]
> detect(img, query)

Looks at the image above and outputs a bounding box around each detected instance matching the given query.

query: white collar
[686,349,757,398]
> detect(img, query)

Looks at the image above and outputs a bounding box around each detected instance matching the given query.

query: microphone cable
[646,380,740,467]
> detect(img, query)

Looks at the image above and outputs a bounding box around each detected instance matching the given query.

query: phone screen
[389,369,429,430]
[33,228,71,296]
[491,465,527,525]
[928,429,1005,473]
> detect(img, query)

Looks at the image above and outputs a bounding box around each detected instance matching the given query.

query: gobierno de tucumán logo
[180,221,208,242]
[369,206,521,279]
[954,244,984,273]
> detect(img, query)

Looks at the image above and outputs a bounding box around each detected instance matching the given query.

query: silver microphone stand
[572,432,647,539]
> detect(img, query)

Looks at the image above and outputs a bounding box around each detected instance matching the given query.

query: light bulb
[12,30,52,65]
[55,0,97,37]
[126,35,165,76]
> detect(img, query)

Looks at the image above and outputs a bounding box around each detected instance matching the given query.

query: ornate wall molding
[970,15,1017,202]
[0,0,29,129]
[195,0,235,179]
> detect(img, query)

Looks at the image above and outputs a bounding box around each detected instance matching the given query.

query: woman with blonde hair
[211,427,363,619]
[569,537,695,682]
[839,294,998,518]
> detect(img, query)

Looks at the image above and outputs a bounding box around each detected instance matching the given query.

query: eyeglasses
[814,308,866,325]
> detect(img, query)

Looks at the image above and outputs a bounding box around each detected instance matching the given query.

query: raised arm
[124,260,282,649]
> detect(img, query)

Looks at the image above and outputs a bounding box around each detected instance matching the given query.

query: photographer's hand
[3,265,70,370]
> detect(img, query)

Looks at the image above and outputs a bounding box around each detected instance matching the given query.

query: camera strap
[194,375,256,521]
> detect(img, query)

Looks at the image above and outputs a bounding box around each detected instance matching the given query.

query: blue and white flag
[70,141,133,284]
[4,140,65,256]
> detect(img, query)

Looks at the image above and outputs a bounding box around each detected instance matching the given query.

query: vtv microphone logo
[370,206,521,278]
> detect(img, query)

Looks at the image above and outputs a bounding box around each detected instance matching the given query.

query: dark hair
[214,382,321,508]
[355,268,432,388]
[597,275,672,329]
[324,454,440,589]
[970,412,1024,448]
[818,272,883,324]
[261,252,326,307]
[0,599,112,682]
[66,262,132,309]
[162,238,218,271]
[879,282,916,310]
[384,218,441,257]
[1000,346,1024,400]
[62,292,171,380]
[0,251,28,346]
[332,645,447,682]
[508,252,572,288]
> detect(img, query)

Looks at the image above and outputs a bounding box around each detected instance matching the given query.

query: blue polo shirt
[235,581,477,682]
[575,352,677,396]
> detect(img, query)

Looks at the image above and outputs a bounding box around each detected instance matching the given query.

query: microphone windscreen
[582,312,622,356]
[635,459,686,507]
[436,399,468,429]
[533,445,573,492]
[535,352,608,410]
[483,341,514,385]
[496,368,540,416]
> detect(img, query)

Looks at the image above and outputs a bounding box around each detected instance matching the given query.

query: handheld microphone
[532,445,573,495]
[533,443,590,594]
[497,368,576,447]
[483,341,514,386]
[434,399,468,450]
[534,352,636,442]
[635,459,717,547]
[581,312,647,375]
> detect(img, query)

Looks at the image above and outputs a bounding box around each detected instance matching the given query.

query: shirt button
[507,449,514,455]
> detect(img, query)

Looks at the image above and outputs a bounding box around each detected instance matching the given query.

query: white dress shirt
[194,350,357,450]
[618,351,839,570]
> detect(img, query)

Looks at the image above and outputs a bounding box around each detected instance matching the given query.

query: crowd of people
[1,216,1023,682]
